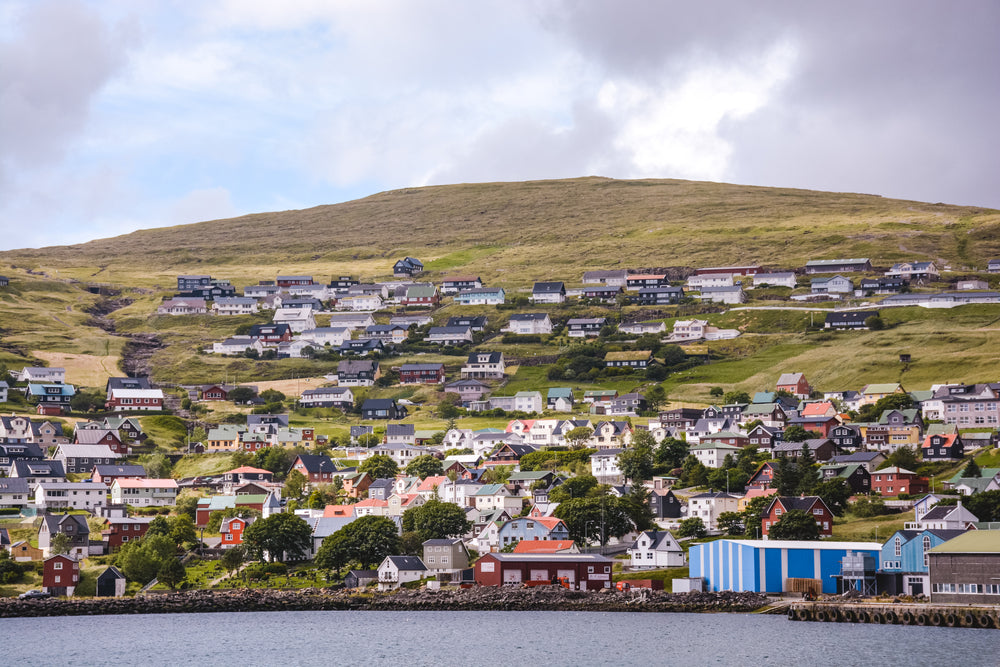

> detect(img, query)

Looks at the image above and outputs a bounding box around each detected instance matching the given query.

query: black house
[96,566,126,597]
[394,257,424,277]
[824,310,879,329]
[630,286,685,305]
[650,489,683,519]
[361,399,407,420]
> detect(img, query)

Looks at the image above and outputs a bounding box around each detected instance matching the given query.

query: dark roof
[93,464,147,477]
[447,316,488,328]
[466,351,502,364]
[362,398,399,409]
[768,496,828,513]
[386,424,415,436]
[385,555,427,571]
[292,454,337,474]
[532,282,565,293]
[13,459,65,477]
[829,451,881,464]
[508,313,549,321]
[106,377,152,391]
[0,478,29,493]
[400,363,444,372]
[921,504,978,523]
[42,514,90,535]
[422,538,464,546]
[824,310,878,324]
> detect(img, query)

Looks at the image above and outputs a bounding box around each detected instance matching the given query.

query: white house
[0,380,9,403]
[377,555,427,590]
[34,482,106,511]
[514,391,543,414]
[110,478,179,507]
[506,313,553,335]
[690,442,742,469]
[752,272,797,289]
[687,273,734,289]
[591,448,623,484]
[628,530,686,569]
[335,294,383,311]
[18,367,67,383]
[300,327,351,347]
[672,319,708,340]
[273,307,316,333]
[213,336,264,356]
[811,275,854,294]
[687,491,740,532]
[212,297,259,315]
[697,286,746,305]
[157,298,207,315]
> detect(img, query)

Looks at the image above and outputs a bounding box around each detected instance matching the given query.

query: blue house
[496,517,570,549]
[689,539,881,594]
[878,528,966,596]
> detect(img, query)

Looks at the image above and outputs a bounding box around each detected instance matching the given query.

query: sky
[1,0,998,250]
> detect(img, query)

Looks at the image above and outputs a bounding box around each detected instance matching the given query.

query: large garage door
[557,569,575,583]
[503,569,522,584]
[530,569,549,582]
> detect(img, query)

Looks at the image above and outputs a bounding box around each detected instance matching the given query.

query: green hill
[2,177,999,288]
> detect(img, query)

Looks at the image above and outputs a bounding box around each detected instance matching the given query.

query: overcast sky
[1,0,998,250]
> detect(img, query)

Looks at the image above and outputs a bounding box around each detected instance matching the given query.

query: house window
[54,562,63,570]
[894,537,901,557]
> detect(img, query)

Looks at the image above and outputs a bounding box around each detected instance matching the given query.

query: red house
[220,516,253,548]
[289,454,338,485]
[776,372,811,399]
[746,462,777,491]
[870,466,929,496]
[474,553,614,590]
[399,363,446,385]
[43,554,79,596]
[102,516,153,551]
[762,496,834,537]
[247,323,293,343]
[276,275,315,287]
[74,429,128,455]
[200,384,235,401]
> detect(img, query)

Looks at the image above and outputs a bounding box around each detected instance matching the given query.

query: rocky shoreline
[0,587,768,618]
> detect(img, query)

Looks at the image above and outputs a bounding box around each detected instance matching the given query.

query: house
[824,310,879,329]
[591,449,623,484]
[922,433,964,461]
[195,494,270,527]
[360,399,407,420]
[512,540,579,554]
[156,297,208,315]
[827,424,862,452]
[0,380,8,403]
[690,442,741,469]
[496,516,570,549]
[276,275,316,287]
[927,531,1000,604]
[363,325,409,344]
[988,259,1000,274]
[96,566,127,597]
[804,258,872,274]
[630,286,684,305]
[212,296,259,315]
[0,478,30,510]
[10,459,66,490]
[8,541,43,562]
[687,491,740,532]
[628,530,685,569]
[402,284,439,307]
[687,273,734,289]
[393,257,424,277]
[870,466,928,496]
[454,287,505,305]
[606,393,646,416]
[506,313,552,335]
[440,275,482,294]
[337,360,380,386]
[926,383,1000,427]
[101,516,153,551]
[446,315,488,333]
[473,484,523,513]
[752,272,797,289]
[425,326,473,345]
[39,514,90,559]
[914,501,979,531]
[671,319,708,340]
[298,386,353,409]
[772,439,836,462]
[618,321,667,335]
[474,553,615,589]
[649,488,683,519]
[337,338,385,356]
[879,528,967,596]
[26,383,76,413]
[583,269,628,286]
[422,538,470,577]
[300,327,352,348]
[567,318,607,337]
[582,285,623,302]
[335,294,383,311]
[110,478,179,506]
[74,429,128,455]
[827,451,886,473]
[589,421,632,449]
[220,516,254,548]
[43,554,80,596]
[546,388,574,412]
[776,373,811,399]
[396,363,445,385]
[444,379,491,405]
[810,275,853,294]
[343,570,378,589]
[696,286,746,305]
[378,555,427,590]
[604,351,652,369]
[625,274,668,290]
[887,261,939,282]
[106,384,164,412]
[818,462,871,494]
[53,444,120,474]
[91,464,147,487]
[461,351,505,379]
[17,367,67,383]
[761,496,834,538]
[860,277,906,294]
[385,423,416,446]
[247,323,293,343]
[530,282,566,304]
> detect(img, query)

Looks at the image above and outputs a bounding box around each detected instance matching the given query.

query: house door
[503,569,522,585]
[908,578,923,596]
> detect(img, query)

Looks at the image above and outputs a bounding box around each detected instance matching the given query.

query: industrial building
[689,539,881,595]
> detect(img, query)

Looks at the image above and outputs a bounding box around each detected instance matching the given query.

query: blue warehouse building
[690,539,881,594]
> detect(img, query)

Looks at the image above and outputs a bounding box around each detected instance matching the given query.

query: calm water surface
[4,610,997,666]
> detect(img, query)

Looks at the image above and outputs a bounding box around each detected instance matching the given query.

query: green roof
[406,284,437,298]
[547,388,574,398]
[508,470,553,481]
[948,467,1000,485]
[605,350,652,361]
[744,403,780,415]
[690,442,741,451]
[928,531,1000,554]
[819,463,862,479]
[863,383,903,394]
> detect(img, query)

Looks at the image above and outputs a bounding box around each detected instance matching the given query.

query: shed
[96,566,127,597]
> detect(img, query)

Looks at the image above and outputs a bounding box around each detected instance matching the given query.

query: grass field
[32,351,121,389]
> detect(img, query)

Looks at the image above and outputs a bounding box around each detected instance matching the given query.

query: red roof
[354,498,388,508]
[416,476,448,492]
[532,517,567,530]
[322,505,356,517]
[922,433,958,449]
[513,540,576,553]
[225,466,272,475]
[114,478,178,489]
[801,402,834,417]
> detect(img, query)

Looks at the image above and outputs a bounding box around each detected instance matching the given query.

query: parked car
[18,590,51,600]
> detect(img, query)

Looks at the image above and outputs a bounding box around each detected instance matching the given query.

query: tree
[138,453,173,479]
[549,475,600,503]
[50,532,71,555]
[437,392,462,419]
[284,469,308,500]
[655,437,689,470]
[565,426,594,449]
[768,509,820,540]
[717,511,745,536]
[242,513,312,562]
[359,454,399,479]
[406,455,444,480]
[964,490,1000,522]
[169,514,198,547]
[709,387,724,397]
[644,385,667,410]
[316,515,401,570]
[227,386,257,404]
[260,389,286,404]
[884,446,920,472]
[796,444,819,495]
[146,516,171,538]
[660,344,686,367]
[679,454,708,487]
[157,557,187,589]
[773,457,800,496]
[617,431,655,484]
[220,545,246,575]
[813,478,852,517]
[857,393,914,422]
[723,390,751,405]
[175,495,199,520]
[961,458,982,478]
[114,534,177,584]
[740,495,774,540]
[864,315,886,331]
[207,507,261,533]
[553,497,635,545]
[622,486,656,532]
[401,497,472,540]
[677,516,706,538]
[782,425,814,443]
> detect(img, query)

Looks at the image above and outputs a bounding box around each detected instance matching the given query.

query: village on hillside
[2,255,1000,609]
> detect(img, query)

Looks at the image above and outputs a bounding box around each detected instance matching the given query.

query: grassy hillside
[2,177,999,289]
